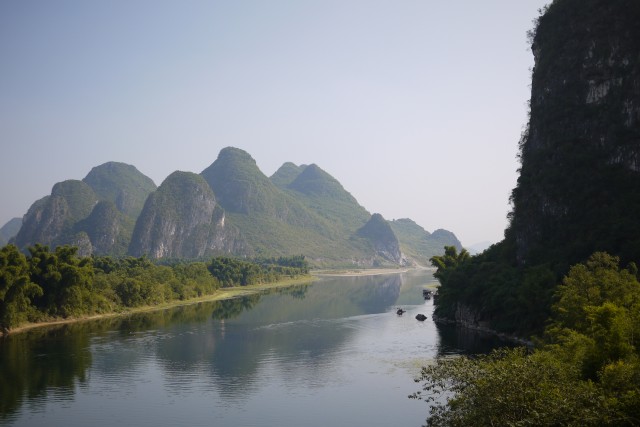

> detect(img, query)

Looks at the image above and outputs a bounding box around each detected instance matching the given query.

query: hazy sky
[0,0,549,247]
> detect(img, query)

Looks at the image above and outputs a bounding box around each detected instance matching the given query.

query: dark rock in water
[415,314,427,321]
[396,308,406,315]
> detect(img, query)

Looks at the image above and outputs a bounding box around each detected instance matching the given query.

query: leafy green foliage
[415,252,640,426]
[431,241,559,334]
[0,244,308,331]
[207,256,309,287]
[412,348,608,427]
[0,245,42,331]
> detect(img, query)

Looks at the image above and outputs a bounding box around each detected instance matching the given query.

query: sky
[0,0,549,247]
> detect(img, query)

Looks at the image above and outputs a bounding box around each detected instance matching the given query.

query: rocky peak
[357,213,403,264]
[201,147,277,215]
[270,162,307,188]
[129,171,245,258]
[83,161,157,218]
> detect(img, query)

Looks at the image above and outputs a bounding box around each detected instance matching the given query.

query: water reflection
[435,323,514,356]
[0,328,92,423]
[0,270,510,426]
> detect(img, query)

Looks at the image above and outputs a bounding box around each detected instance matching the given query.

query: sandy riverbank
[313,266,432,277]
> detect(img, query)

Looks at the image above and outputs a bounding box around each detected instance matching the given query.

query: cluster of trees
[0,244,309,332]
[415,252,640,426]
[207,255,309,287]
[430,244,558,335]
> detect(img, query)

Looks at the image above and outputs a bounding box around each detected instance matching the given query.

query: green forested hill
[285,163,371,232]
[13,163,157,256]
[9,148,461,267]
[83,162,157,218]
[270,162,307,188]
[389,219,462,266]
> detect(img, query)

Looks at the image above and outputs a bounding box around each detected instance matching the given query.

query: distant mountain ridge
[7,148,461,267]
[0,218,21,246]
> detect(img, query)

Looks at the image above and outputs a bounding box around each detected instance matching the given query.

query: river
[0,269,506,427]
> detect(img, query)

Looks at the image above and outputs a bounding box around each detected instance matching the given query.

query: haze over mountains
[7,147,461,267]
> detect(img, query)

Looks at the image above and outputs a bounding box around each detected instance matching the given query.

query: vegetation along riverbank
[0,243,311,336]
[414,1,640,425]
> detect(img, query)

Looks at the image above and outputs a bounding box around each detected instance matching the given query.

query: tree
[429,246,470,280]
[411,347,610,427]
[28,245,95,317]
[0,245,42,331]
[414,252,640,426]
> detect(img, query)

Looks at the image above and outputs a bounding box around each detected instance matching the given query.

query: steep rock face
[75,201,132,255]
[0,218,22,245]
[13,196,58,249]
[129,171,245,258]
[83,162,157,218]
[13,163,156,255]
[356,213,404,264]
[13,180,99,250]
[510,0,640,266]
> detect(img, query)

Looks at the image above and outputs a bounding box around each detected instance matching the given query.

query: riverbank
[313,266,430,277]
[3,267,431,337]
[3,275,315,337]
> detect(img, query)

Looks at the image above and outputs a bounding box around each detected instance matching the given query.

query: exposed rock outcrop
[8,148,462,266]
[13,180,99,250]
[13,163,156,255]
[129,171,246,258]
[357,213,405,264]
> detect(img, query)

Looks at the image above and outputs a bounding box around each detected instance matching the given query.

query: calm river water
[0,269,505,427]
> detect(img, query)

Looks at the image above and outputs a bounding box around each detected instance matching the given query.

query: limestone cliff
[128,171,246,258]
[13,163,156,256]
[511,0,640,267]
[13,180,99,253]
[432,0,640,335]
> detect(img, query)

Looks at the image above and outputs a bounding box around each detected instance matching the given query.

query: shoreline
[313,266,430,277]
[4,276,315,337]
[3,267,431,337]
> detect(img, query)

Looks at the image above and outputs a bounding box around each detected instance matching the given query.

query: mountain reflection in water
[0,270,510,427]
